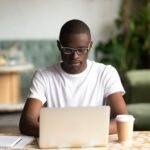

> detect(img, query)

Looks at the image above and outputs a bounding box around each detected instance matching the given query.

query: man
[19,19,128,137]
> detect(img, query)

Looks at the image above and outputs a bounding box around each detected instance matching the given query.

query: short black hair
[59,19,91,41]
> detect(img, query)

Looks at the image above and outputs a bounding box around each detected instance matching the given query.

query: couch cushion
[127,103,150,130]
[125,69,150,103]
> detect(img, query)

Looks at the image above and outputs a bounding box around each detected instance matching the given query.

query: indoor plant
[95,0,150,75]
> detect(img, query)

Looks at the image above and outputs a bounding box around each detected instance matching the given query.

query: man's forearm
[109,119,117,134]
[19,117,39,137]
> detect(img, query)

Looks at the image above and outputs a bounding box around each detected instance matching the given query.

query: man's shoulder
[88,60,116,73]
[88,60,111,69]
[35,63,60,76]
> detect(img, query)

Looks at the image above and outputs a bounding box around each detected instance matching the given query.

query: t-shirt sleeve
[27,70,47,104]
[103,65,125,98]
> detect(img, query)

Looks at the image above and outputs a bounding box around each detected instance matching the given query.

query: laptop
[39,106,110,149]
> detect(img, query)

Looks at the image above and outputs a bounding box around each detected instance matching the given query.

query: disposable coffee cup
[116,114,135,145]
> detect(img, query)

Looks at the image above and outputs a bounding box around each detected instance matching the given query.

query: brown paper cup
[116,115,135,145]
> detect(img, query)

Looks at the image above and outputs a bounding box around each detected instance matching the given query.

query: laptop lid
[39,106,110,149]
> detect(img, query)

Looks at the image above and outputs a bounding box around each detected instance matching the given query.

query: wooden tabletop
[0,129,150,149]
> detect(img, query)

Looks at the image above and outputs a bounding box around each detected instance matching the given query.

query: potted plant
[95,0,150,75]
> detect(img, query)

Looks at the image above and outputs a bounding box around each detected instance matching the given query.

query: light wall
[0,0,121,58]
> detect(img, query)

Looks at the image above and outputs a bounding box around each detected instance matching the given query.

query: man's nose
[72,51,79,58]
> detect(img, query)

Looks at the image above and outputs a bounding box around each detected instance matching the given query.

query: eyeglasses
[59,42,90,55]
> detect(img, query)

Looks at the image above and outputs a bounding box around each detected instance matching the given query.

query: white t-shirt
[28,60,125,107]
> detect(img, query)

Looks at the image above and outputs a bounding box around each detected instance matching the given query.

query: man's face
[58,33,92,74]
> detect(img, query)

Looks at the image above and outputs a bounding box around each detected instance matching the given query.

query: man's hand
[107,92,128,134]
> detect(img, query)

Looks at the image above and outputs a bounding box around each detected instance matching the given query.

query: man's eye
[64,48,72,52]
[78,48,87,52]
[78,49,84,52]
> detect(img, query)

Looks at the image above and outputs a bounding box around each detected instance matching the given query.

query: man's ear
[57,40,61,51]
[89,41,93,49]
[90,41,93,48]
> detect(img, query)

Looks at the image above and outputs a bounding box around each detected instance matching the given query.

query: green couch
[124,69,150,130]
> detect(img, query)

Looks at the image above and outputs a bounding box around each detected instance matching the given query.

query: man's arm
[19,98,43,137]
[106,92,128,134]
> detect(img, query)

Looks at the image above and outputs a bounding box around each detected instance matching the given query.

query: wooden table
[0,129,150,149]
[0,64,34,104]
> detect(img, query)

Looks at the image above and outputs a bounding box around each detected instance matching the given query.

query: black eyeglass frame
[59,42,91,55]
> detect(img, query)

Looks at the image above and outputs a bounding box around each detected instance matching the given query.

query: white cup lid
[116,114,135,122]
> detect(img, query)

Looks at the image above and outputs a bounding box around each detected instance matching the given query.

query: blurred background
[0,0,150,131]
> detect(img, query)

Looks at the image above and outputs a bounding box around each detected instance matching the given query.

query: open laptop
[39,106,110,149]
